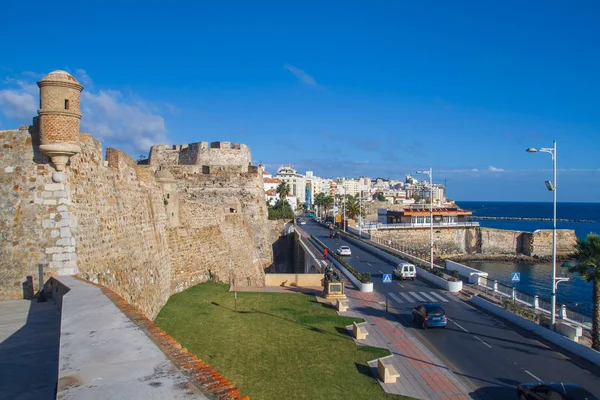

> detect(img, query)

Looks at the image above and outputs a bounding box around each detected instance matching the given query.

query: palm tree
[276,182,291,200]
[314,192,326,218]
[567,233,600,351]
[323,195,334,221]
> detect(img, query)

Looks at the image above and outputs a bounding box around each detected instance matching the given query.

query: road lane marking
[430,292,449,302]
[399,283,404,288]
[409,292,426,302]
[420,292,437,302]
[379,270,383,274]
[389,293,404,304]
[367,263,372,266]
[399,292,413,302]
[448,318,469,332]
[524,370,542,382]
[474,336,492,348]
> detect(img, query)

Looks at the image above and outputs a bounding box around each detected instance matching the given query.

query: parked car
[517,382,599,400]
[300,220,306,225]
[393,263,416,280]
[412,303,447,329]
[336,246,352,256]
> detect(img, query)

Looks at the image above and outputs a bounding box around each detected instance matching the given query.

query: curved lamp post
[526,141,568,329]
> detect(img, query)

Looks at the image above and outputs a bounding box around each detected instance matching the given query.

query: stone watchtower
[37,70,83,171]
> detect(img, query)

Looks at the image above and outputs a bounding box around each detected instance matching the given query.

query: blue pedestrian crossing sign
[511,272,520,282]
[383,274,392,283]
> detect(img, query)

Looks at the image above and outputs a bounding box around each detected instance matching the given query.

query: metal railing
[478,277,592,331]
[359,221,480,230]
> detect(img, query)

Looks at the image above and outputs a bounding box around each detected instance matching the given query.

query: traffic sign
[511,272,520,282]
[383,274,392,283]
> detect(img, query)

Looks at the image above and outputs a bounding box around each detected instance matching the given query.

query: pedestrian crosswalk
[386,291,451,304]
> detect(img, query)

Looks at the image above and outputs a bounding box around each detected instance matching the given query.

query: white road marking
[399,292,413,302]
[430,291,449,302]
[409,292,426,302]
[389,293,404,304]
[379,270,383,274]
[399,283,404,288]
[474,336,492,348]
[524,370,542,382]
[420,292,437,302]
[367,263,372,266]
[448,318,469,332]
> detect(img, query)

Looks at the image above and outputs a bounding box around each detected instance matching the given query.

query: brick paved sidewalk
[338,280,474,400]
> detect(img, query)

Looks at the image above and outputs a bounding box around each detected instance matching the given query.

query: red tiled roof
[264,177,282,183]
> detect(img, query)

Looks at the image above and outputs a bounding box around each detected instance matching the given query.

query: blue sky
[1,1,599,202]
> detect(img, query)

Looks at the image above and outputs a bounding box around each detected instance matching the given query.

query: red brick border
[72,276,249,400]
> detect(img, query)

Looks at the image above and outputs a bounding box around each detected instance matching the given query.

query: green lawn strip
[155,282,412,400]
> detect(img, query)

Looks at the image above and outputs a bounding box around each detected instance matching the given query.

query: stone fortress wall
[370,226,577,257]
[0,70,272,319]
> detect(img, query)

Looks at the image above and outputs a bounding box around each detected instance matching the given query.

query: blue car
[412,303,447,329]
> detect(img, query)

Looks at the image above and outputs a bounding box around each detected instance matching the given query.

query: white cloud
[0,71,171,155]
[489,166,504,172]
[81,89,168,153]
[284,64,317,86]
[0,78,38,120]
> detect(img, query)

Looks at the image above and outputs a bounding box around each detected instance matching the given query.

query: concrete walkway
[338,279,473,400]
[56,276,209,399]
[0,298,61,400]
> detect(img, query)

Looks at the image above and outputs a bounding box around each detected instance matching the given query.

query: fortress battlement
[148,141,251,167]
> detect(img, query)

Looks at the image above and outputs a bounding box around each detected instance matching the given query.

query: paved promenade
[337,279,473,400]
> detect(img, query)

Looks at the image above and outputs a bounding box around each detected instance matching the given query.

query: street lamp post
[526,141,566,330]
[417,168,434,270]
[359,191,362,238]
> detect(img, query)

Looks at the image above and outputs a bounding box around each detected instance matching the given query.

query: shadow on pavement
[0,299,62,399]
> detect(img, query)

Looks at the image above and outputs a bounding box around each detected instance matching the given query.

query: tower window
[64,99,70,110]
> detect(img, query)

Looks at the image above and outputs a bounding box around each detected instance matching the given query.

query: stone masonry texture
[371,226,577,257]
[0,125,272,319]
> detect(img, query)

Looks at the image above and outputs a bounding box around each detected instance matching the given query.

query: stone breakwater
[471,216,595,223]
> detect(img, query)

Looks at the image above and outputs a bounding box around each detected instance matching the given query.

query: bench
[377,355,400,383]
[337,299,349,312]
[353,321,368,340]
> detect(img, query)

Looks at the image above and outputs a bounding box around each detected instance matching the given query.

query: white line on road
[399,283,404,288]
[367,263,372,266]
[399,292,413,302]
[448,318,469,332]
[420,292,437,302]
[389,293,404,304]
[379,270,383,274]
[474,336,492,348]
[409,292,426,302]
[430,291,449,302]
[524,370,542,382]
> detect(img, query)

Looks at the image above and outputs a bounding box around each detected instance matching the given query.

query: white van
[393,263,416,280]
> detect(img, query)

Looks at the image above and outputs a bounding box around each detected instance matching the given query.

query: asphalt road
[300,219,600,400]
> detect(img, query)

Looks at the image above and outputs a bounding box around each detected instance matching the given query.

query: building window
[64,99,70,110]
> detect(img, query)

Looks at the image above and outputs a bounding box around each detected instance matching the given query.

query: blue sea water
[454,201,600,315]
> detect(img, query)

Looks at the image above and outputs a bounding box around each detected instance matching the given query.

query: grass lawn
[155,282,411,400]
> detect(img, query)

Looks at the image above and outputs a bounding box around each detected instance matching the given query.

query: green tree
[568,233,600,350]
[276,182,291,199]
[377,193,386,202]
[314,192,326,218]
[268,198,294,220]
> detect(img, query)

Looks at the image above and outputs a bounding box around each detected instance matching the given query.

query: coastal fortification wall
[148,141,251,169]
[370,226,577,257]
[0,128,271,319]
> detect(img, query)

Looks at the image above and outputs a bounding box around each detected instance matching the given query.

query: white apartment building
[275,165,306,206]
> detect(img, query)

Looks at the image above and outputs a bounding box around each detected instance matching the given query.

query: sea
[454,201,600,315]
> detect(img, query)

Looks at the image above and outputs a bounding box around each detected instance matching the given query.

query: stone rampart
[0,127,271,319]
[148,141,251,168]
[370,226,577,257]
